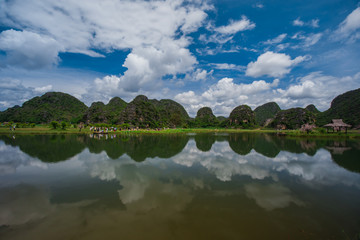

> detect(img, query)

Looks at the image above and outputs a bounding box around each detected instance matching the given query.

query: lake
[0,133,359,240]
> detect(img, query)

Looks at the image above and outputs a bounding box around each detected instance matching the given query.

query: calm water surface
[0,133,359,240]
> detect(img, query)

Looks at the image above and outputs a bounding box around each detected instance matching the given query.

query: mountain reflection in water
[0,133,360,240]
[0,133,359,173]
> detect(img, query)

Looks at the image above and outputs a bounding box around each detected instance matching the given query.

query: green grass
[1,125,360,138]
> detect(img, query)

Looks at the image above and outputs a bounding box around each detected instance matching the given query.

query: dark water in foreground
[0,133,359,240]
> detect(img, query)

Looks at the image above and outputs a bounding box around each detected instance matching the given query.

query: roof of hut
[324,119,352,128]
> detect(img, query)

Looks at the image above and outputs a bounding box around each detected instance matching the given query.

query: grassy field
[1,125,360,138]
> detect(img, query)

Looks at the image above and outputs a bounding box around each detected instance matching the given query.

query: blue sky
[0,0,359,116]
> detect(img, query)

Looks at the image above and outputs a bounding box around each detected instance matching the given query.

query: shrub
[61,121,67,130]
[50,121,59,129]
[317,128,326,134]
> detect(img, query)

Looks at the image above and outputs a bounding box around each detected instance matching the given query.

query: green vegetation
[254,102,281,126]
[1,88,360,130]
[1,124,360,140]
[118,95,189,128]
[83,97,128,124]
[228,105,256,128]
[270,108,316,130]
[194,107,219,128]
[0,92,87,123]
[50,121,59,129]
[305,104,320,113]
[317,88,360,127]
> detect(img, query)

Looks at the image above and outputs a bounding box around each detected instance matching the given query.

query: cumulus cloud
[191,68,213,81]
[277,71,360,109]
[334,7,360,42]
[246,51,307,78]
[174,70,360,116]
[0,30,63,69]
[175,77,279,116]
[0,0,212,101]
[0,78,54,110]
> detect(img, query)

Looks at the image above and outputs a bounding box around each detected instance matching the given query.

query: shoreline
[1,127,360,139]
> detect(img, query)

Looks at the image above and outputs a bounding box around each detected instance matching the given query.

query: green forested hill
[254,102,281,126]
[1,88,360,128]
[0,92,87,123]
[83,97,128,124]
[228,105,256,128]
[317,88,360,127]
[194,107,219,127]
[270,108,316,129]
[305,104,320,114]
[117,95,189,128]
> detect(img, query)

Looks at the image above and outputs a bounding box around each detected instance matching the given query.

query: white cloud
[0,30,63,69]
[211,63,245,71]
[277,71,360,110]
[284,80,316,99]
[293,18,305,26]
[310,19,320,28]
[263,33,287,45]
[303,33,323,47]
[214,16,255,34]
[34,85,53,93]
[0,0,211,101]
[174,78,279,116]
[334,7,360,42]
[246,51,307,78]
[174,70,360,117]
[200,16,255,44]
[193,69,213,81]
[0,78,55,110]
[290,32,322,49]
[292,17,319,28]
[253,3,264,9]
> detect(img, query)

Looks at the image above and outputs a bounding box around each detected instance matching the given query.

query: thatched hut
[324,119,351,133]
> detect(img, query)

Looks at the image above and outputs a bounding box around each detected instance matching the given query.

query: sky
[0,0,360,117]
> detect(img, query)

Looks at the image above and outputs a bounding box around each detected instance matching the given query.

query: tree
[50,121,59,129]
[61,121,67,130]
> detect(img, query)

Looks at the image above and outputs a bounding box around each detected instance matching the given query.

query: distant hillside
[305,104,320,114]
[151,98,190,127]
[254,102,281,126]
[1,88,360,129]
[270,108,316,129]
[83,97,127,124]
[228,105,255,128]
[195,107,219,127]
[118,95,189,128]
[0,92,87,123]
[317,88,360,127]
[83,102,106,123]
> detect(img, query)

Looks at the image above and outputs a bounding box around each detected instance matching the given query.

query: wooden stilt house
[324,119,351,133]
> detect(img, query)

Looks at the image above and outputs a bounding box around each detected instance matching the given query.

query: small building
[324,119,351,133]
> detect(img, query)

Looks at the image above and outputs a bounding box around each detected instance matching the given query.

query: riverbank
[1,126,360,138]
